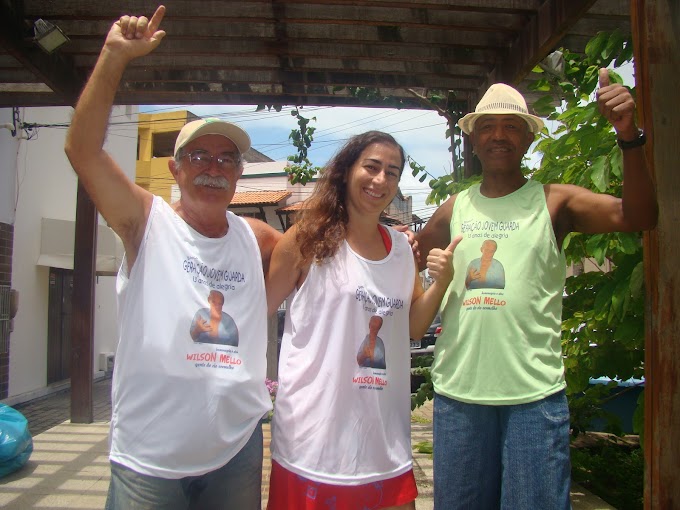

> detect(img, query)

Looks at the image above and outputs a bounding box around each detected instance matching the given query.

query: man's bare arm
[264,227,303,316]
[409,236,460,339]
[244,217,283,276]
[415,195,456,271]
[547,69,657,241]
[64,6,166,265]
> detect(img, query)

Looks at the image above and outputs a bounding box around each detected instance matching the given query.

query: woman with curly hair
[266,131,459,510]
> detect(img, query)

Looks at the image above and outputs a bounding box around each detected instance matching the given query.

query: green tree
[285,107,319,185]
[529,30,644,439]
[281,89,466,187]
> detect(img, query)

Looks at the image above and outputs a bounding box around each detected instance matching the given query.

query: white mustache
[193,174,230,190]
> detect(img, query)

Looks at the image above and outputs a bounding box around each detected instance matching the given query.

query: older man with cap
[65,6,280,510]
[416,73,657,509]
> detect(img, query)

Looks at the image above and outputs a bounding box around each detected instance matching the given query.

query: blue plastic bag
[0,403,33,478]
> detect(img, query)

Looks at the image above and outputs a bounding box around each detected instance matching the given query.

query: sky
[138,104,452,222]
[137,63,635,224]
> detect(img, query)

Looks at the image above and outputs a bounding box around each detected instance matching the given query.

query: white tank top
[110,196,271,478]
[271,227,415,485]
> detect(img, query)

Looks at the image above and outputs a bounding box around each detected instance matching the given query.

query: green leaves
[528,29,646,441]
[531,94,556,117]
[286,107,321,185]
[585,234,607,265]
[408,156,425,178]
[286,161,320,185]
[413,440,433,454]
[411,354,434,410]
[590,156,609,192]
[582,65,601,95]
[629,262,644,298]
[633,391,645,444]
[585,29,633,70]
[585,32,609,61]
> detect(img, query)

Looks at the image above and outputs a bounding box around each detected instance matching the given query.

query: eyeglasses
[181,150,241,170]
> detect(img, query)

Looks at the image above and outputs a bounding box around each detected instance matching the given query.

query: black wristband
[617,129,646,150]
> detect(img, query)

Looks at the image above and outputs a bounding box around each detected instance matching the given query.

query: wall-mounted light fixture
[33,19,69,53]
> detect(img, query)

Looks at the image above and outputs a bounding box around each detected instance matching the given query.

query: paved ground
[12,378,113,437]
[2,377,614,509]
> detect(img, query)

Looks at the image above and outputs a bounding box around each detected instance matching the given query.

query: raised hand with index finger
[104,5,167,62]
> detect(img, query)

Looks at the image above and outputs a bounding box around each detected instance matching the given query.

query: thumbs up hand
[596,68,638,140]
[426,235,462,287]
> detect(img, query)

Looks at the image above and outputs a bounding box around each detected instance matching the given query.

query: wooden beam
[0,92,64,107]
[114,56,489,78]
[22,0,541,19]
[631,1,680,507]
[23,0,541,20]
[63,37,501,63]
[70,181,96,423]
[118,68,477,91]
[494,0,598,85]
[135,94,463,112]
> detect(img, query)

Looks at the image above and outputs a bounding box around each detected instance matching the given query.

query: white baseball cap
[174,118,251,157]
[458,83,544,135]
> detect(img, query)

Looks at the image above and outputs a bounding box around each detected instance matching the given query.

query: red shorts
[267,460,417,510]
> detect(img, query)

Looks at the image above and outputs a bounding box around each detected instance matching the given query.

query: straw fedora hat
[457,83,544,135]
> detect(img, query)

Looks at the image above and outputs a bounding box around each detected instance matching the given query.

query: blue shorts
[433,390,571,510]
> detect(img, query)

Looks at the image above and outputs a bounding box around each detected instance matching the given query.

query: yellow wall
[136,111,193,203]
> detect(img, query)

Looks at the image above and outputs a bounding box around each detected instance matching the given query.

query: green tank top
[432,180,567,404]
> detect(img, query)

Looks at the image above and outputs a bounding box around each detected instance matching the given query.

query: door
[47,268,73,383]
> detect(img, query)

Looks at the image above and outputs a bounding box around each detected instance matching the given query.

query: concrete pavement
[1,377,614,509]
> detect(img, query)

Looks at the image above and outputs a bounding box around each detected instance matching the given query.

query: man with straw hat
[65,6,281,509]
[416,72,657,508]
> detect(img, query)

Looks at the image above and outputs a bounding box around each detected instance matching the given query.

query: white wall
[238,161,315,219]
[241,161,315,204]
[6,105,138,400]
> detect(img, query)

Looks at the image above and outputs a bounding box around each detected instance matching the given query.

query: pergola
[0,0,632,108]
[1,1,677,506]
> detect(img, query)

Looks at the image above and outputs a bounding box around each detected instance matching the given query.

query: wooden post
[70,181,96,423]
[462,93,483,178]
[630,1,680,507]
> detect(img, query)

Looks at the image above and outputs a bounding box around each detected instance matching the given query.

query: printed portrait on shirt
[356,315,387,369]
[190,290,239,346]
[465,239,506,290]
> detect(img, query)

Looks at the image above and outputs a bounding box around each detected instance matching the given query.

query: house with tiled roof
[137,110,418,234]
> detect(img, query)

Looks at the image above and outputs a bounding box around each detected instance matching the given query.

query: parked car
[276,308,286,360]
[277,308,286,341]
[410,313,441,355]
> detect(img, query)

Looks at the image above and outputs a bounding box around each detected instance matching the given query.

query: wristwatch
[617,129,646,150]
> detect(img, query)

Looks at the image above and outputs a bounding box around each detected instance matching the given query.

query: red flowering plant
[264,378,278,423]
[265,378,279,399]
